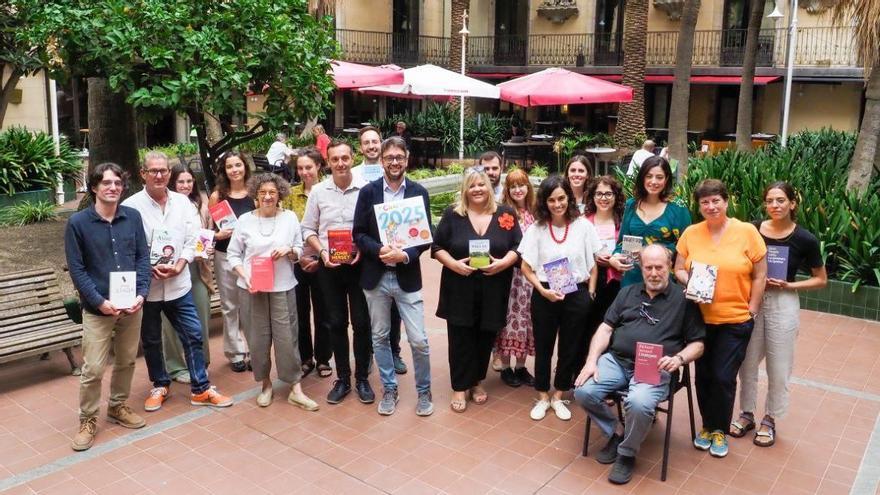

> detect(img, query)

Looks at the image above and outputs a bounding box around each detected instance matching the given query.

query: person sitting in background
[266,132,294,168]
[626,140,656,176]
[393,121,412,148]
[574,244,705,485]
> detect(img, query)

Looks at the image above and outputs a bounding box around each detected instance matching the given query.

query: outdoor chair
[582,364,696,482]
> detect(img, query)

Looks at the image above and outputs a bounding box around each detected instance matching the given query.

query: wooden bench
[0,268,82,375]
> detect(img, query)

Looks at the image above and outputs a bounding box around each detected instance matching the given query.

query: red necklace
[549,221,570,244]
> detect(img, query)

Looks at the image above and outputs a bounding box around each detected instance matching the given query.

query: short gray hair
[275,132,288,141]
[639,243,673,266]
[142,150,169,169]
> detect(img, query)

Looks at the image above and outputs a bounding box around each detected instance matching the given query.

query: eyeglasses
[100,180,124,188]
[382,155,406,164]
[145,168,170,177]
[639,302,660,325]
[594,191,615,199]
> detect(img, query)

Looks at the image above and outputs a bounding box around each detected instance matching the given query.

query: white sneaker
[256,386,273,407]
[530,399,551,420]
[550,399,572,421]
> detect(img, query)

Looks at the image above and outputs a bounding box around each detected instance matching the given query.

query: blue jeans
[363,272,431,394]
[574,353,670,457]
[142,291,211,394]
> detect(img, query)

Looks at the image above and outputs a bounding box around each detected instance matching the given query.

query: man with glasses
[123,151,233,411]
[302,141,375,404]
[65,163,152,451]
[353,136,433,416]
[572,244,705,485]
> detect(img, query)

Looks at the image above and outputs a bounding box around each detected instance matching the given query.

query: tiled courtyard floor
[2,258,880,495]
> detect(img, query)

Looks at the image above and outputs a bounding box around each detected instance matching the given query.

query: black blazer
[353,177,433,292]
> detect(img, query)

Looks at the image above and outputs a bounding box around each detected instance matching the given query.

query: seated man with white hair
[573,244,705,485]
[626,140,656,176]
[266,132,294,167]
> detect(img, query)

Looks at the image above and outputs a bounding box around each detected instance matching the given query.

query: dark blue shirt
[64,205,151,315]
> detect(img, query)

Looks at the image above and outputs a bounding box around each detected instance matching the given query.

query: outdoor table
[530,134,554,141]
[341,128,360,136]
[502,140,554,166]
[585,147,617,175]
[411,136,442,168]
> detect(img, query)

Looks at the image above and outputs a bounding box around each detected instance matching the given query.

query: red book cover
[634,342,663,385]
[249,256,274,292]
[328,229,355,264]
[209,200,237,230]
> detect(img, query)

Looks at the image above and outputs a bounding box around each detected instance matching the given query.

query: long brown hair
[502,168,535,220]
[214,151,252,200]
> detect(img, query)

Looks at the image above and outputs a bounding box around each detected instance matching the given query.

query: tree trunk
[614,0,648,150]
[0,67,24,129]
[86,77,139,194]
[203,111,224,146]
[448,1,472,117]
[847,66,880,192]
[735,0,765,151]
[667,0,701,177]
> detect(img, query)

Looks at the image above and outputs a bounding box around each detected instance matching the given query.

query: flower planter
[0,182,77,209]
[798,276,880,321]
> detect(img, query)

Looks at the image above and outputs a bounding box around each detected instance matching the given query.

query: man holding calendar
[572,244,705,485]
[353,136,434,416]
[65,162,152,451]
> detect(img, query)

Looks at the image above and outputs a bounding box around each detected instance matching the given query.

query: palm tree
[833,0,879,192]
[614,0,648,149]
[667,0,701,176]
[448,1,470,116]
[735,0,767,151]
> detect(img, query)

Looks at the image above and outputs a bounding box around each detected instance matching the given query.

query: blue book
[543,257,578,295]
[766,245,790,280]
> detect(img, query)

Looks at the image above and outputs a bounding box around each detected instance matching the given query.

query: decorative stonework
[537,0,579,24]
[652,0,686,20]
[801,0,838,14]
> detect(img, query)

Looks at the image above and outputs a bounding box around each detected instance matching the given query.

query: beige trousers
[78,309,142,419]
[239,288,302,385]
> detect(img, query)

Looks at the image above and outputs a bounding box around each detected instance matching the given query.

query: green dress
[615,197,691,287]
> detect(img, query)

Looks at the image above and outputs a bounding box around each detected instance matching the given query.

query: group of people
[64,127,826,488]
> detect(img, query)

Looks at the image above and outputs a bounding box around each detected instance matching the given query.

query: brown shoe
[72,417,97,451]
[107,403,146,429]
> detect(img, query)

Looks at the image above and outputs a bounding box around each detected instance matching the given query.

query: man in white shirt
[123,151,233,411]
[266,132,293,168]
[626,140,656,176]
[480,151,504,201]
[301,141,375,405]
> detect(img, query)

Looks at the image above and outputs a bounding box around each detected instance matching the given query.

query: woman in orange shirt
[674,179,767,459]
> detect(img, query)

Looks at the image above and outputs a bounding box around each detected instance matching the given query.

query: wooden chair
[582,364,696,481]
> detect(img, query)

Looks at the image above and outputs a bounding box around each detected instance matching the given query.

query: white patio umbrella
[360,64,500,159]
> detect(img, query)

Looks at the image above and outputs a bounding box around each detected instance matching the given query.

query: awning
[592,74,780,85]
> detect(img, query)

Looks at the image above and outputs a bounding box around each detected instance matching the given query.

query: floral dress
[495,209,536,359]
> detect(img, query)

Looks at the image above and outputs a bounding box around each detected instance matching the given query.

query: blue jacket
[64,205,151,315]
[352,177,432,292]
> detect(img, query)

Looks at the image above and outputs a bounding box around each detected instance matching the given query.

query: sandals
[470,386,488,405]
[754,416,776,447]
[730,412,756,438]
[316,363,333,378]
[301,360,316,377]
[451,392,468,413]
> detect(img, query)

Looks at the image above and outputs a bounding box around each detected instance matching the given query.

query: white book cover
[622,235,644,263]
[150,228,177,266]
[109,271,137,309]
[686,262,718,304]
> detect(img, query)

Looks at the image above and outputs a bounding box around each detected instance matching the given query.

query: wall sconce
[561,104,569,114]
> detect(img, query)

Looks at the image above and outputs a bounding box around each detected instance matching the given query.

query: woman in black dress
[433,169,522,412]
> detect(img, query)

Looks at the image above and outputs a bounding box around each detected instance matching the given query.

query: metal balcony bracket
[536,1,579,24]
[652,0,686,20]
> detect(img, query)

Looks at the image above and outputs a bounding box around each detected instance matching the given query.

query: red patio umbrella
[498,67,633,107]
[330,60,404,89]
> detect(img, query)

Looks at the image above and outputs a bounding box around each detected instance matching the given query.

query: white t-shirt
[226,210,303,292]
[626,149,655,176]
[266,141,292,166]
[518,217,602,283]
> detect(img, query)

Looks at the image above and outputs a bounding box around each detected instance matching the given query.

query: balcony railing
[336,26,859,69]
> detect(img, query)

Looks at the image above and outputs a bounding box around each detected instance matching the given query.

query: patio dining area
[1,257,879,495]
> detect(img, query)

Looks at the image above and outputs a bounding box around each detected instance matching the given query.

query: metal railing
[336,26,859,69]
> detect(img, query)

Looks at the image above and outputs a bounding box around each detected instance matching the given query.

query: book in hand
[327,229,356,264]
[209,200,237,230]
[766,245,790,280]
[685,261,718,303]
[469,239,490,268]
[194,229,215,259]
[373,196,433,249]
[621,235,644,264]
[594,224,616,255]
[249,256,274,292]
[109,271,137,309]
[543,257,578,295]
[149,228,176,266]
[634,342,663,385]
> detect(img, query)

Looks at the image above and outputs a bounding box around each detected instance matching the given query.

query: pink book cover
[209,200,237,229]
[249,256,274,292]
[634,342,663,385]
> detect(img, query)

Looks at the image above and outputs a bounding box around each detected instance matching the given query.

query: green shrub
[0,127,83,196]
[0,200,57,226]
